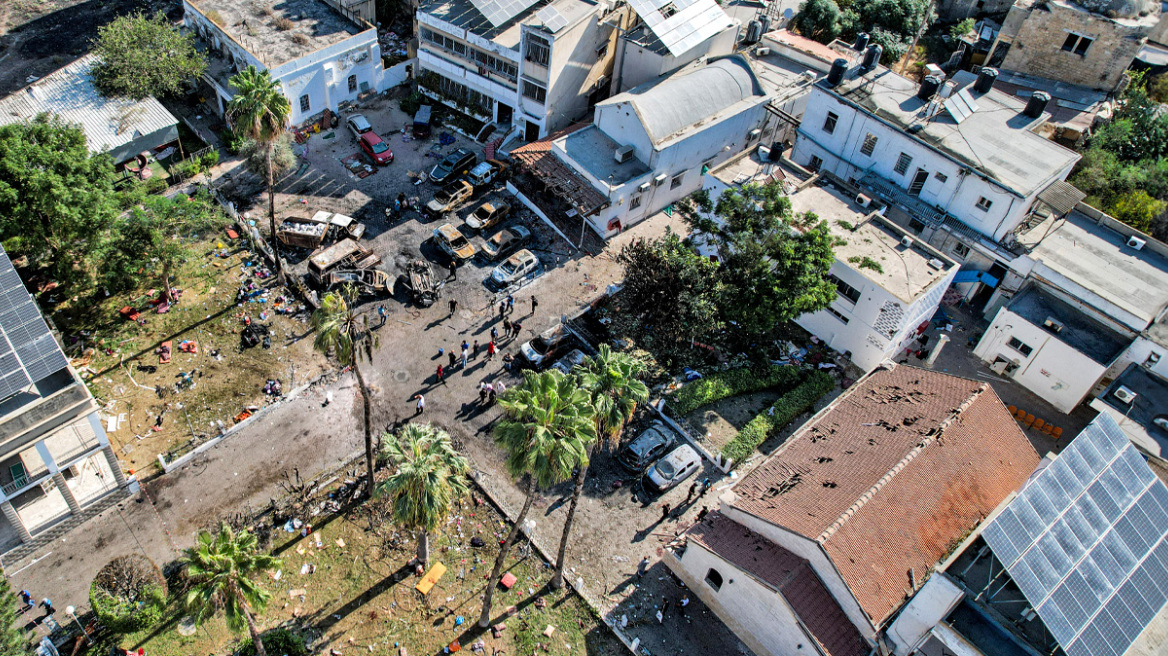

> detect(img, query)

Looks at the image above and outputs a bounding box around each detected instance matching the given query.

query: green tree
[377,423,470,569]
[681,184,837,336]
[181,524,281,656]
[479,370,592,627]
[949,18,975,40]
[551,345,649,590]
[89,554,167,633]
[0,114,120,287]
[793,0,842,41]
[227,67,291,282]
[312,286,378,495]
[0,574,29,654]
[1109,190,1165,232]
[92,12,207,100]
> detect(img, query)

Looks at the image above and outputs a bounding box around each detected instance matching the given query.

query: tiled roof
[688,513,868,656]
[731,365,1041,625]
[511,123,608,216]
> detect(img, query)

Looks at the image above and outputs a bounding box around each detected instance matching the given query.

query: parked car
[618,422,677,473]
[481,225,532,260]
[425,180,474,219]
[346,114,373,139]
[465,159,509,189]
[433,223,476,263]
[520,323,573,369]
[430,148,477,184]
[645,445,702,493]
[359,132,394,165]
[489,249,538,288]
[550,349,587,375]
[465,201,511,232]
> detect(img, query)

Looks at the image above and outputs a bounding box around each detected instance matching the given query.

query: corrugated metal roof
[1036,179,1086,216]
[0,54,178,156]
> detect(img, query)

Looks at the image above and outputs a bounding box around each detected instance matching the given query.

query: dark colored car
[618,422,677,473]
[519,324,573,369]
[430,148,476,184]
[360,132,394,165]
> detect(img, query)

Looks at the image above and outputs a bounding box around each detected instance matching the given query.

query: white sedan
[489,249,538,287]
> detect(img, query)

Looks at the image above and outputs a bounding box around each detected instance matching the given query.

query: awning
[1036,180,1086,216]
[953,270,1000,287]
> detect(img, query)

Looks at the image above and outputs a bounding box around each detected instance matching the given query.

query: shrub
[238,628,307,656]
[200,149,220,170]
[89,554,167,634]
[176,159,202,179]
[667,366,802,416]
[721,371,836,463]
[273,16,294,31]
[145,177,170,194]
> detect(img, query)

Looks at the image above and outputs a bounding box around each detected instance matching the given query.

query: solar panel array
[470,0,542,28]
[535,5,569,32]
[944,88,980,124]
[0,250,67,401]
[627,0,732,57]
[981,415,1168,656]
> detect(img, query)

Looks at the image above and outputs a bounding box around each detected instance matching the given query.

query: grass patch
[666,365,802,416]
[848,256,884,274]
[722,371,836,463]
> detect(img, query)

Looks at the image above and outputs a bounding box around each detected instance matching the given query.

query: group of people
[17,590,53,616]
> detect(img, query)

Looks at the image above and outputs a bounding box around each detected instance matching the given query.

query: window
[976,197,993,212]
[827,307,851,324]
[952,242,970,259]
[347,74,357,93]
[908,218,926,234]
[630,195,642,209]
[808,155,823,172]
[860,133,878,156]
[1062,33,1094,56]
[670,172,684,189]
[522,80,547,104]
[525,35,550,66]
[705,568,723,591]
[830,274,861,304]
[659,2,678,17]
[299,94,310,112]
[894,153,912,176]
[935,172,949,183]
[596,42,608,58]
[1146,352,1162,367]
[1007,336,1034,357]
[823,111,838,134]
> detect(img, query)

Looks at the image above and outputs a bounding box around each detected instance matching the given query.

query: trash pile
[378,31,409,60]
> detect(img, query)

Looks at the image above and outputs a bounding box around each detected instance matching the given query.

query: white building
[666,364,1042,656]
[183,0,399,125]
[701,154,959,371]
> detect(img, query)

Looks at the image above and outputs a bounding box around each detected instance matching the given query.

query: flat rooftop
[1017,211,1168,332]
[187,0,366,67]
[825,67,1080,197]
[1006,285,1130,365]
[558,125,650,187]
[745,40,822,96]
[991,69,1111,135]
[1097,364,1168,457]
[421,0,599,46]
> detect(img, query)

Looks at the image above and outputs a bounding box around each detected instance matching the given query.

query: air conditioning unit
[1114,386,1138,404]
[654,173,668,186]
[1127,235,1147,250]
[901,236,913,248]
[748,128,762,140]
[927,258,944,269]
[856,194,871,207]
[638,182,651,192]
[614,145,635,164]
[756,46,771,56]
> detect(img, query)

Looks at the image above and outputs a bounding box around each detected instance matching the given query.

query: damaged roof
[511,123,609,216]
[730,364,1041,626]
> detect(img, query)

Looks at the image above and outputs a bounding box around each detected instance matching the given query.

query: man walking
[378,305,387,326]
[472,340,480,359]
[696,506,710,523]
[436,364,446,385]
[448,260,458,281]
[506,295,515,313]
[661,503,671,521]
[461,346,469,369]
[530,295,538,315]
[19,590,33,613]
[637,557,650,579]
[40,598,54,616]
[486,340,497,361]
[499,300,506,318]
[490,326,499,341]
[412,394,425,415]
[511,321,522,338]
[449,298,458,317]
[448,350,457,369]
[503,318,512,337]
[684,481,698,505]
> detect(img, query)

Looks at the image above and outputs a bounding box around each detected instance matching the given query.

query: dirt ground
[681,391,781,452]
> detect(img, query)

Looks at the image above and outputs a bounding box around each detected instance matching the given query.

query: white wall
[667,544,824,656]
[974,306,1108,413]
[274,31,384,124]
[886,574,966,656]
[1108,336,1168,381]
[615,24,738,93]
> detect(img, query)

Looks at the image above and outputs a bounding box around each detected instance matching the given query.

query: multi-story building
[0,251,132,553]
[183,0,398,125]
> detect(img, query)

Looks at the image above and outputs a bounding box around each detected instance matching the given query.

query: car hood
[453,244,475,260]
[520,341,542,362]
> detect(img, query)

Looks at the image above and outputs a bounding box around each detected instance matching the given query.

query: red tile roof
[510,123,608,216]
[730,365,1040,626]
[688,513,869,656]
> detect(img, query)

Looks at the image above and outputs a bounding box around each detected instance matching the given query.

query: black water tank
[759,14,771,35]
[745,20,762,44]
[862,44,882,70]
[918,75,942,100]
[827,58,848,86]
[854,32,870,52]
[975,67,998,93]
[1025,91,1051,118]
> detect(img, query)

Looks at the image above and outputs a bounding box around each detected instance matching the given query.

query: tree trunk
[243,606,267,656]
[352,350,376,495]
[265,144,283,283]
[551,460,588,590]
[479,477,535,627]
[417,530,430,570]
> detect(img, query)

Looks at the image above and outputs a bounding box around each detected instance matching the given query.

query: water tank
[1025,91,1051,118]
[827,58,848,86]
[862,44,882,70]
[759,14,771,35]
[917,75,942,100]
[854,32,870,52]
[975,67,998,93]
[745,20,762,44]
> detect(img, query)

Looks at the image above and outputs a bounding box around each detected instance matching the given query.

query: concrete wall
[886,574,966,655]
[1108,336,1168,381]
[614,24,738,93]
[993,0,1153,91]
[667,544,823,656]
[973,305,1109,412]
[538,12,622,134]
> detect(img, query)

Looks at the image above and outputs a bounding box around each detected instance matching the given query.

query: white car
[346,114,373,139]
[489,249,538,287]
[550,349,587,375]
[645,445,702,493]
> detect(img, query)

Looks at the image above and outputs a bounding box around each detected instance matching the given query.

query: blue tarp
[953,270,1000,287]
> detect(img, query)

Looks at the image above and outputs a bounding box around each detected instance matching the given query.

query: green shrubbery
[145,177,170,194]
[238,628,308,656]
[722,371,836,463]
[89,555,167,634]
[667,366,802,416]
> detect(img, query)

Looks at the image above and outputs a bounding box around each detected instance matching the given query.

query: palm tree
[479,370,595,627]
[378,423,470,569]
[227,66,290,281]
[312,285,379,494]
[550,345,648,589]
[181,524,281,656]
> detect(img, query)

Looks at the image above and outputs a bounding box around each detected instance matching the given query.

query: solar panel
[983,415,1168,656]
[0,248,66,400]
[470,0,541,28]
[626,0,732,57]
[535,5,569,32]
[944,89,980,123]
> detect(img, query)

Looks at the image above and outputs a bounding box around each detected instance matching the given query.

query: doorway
[909,169,929,196]
[525,121,540,142]
[496,102,513,126]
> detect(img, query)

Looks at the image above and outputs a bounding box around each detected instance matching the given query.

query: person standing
[448,260,458,281]
[530,295,538,315]
[479,382,490,404]
[684,481,698,505]
[661,503,671,521]
[436,364,446,385]
[472,339,480,359]
[40,598,54,616]
[637,557,651,579]
[499,300,506,318]
[486,340,497,361]
[378,305,387,326]
[19,590,33,613]
[449,298,458,317]
[503,318,512,337]
[448,350,457,369]
[506,295,515,313]
[700,476,712,495]
[461,339,469,353]
[679,595,690,617]
[490,326,499,341]
[512,321,522,338]
[696,506,710,523]
[494,380,506,397]
[412,394,425,415]
[461,346,469,369]
[502,353,515,371]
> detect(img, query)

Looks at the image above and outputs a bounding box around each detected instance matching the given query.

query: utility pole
[901,0,937,75]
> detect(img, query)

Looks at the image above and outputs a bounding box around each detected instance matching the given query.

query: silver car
[551,349,587,375]
[346,114,373,139]
[645,445,702,493]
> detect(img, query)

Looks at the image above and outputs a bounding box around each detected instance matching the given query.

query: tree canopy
[92,12,207,100]
[0,575,28,654]
[792,0,931,62]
